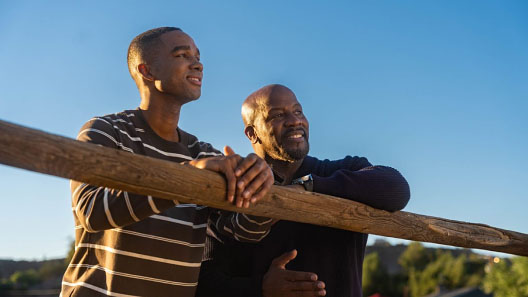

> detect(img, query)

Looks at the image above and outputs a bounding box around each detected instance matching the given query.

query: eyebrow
[171,45,200,55]
[267,108,283,113]
[268,104,302,112]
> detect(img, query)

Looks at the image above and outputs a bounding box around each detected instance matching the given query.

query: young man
[60,27,274,297]
[197,84,411,297]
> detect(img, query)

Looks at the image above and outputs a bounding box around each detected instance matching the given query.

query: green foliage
[409,252,452,297]
[399,242,432,273]
[483,257,528,297]
[403,246,487,297]
[363,252,389,296]
[0,241,73,292]
[362,252,406,297]
[0,278,14,292]
[9,269,40,290]
[38,260,67,281]
[363,242,489,297]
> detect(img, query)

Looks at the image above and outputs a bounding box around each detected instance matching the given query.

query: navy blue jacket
[197,156,410,297]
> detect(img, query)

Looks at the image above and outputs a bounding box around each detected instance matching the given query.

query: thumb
[271,249,297,269]
[223,145,236,156]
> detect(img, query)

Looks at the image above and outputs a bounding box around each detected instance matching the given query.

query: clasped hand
[188,146,273,208]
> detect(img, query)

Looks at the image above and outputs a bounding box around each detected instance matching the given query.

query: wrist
[291,174,313,192]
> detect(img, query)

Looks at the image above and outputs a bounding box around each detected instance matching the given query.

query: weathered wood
[0,119,527,256]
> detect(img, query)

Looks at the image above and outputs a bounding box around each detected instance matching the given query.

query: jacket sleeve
[312,156,410,212]
[209,211,273,243]
[71,118,178,232]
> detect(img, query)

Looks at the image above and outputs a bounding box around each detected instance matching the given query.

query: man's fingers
[271,249,298,269]
[237,160,271,200]
[290,280,325,292]
[223,166,236,203]
[283,270,318,282]
[249,171,274,203]
[223,154,242,204]
[223,145,236,156]
[234,153,259,177]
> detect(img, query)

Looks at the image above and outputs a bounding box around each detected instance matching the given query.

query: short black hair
[127,27,182,79]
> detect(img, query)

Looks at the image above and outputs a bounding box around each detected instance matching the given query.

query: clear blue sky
[1,1,527,260]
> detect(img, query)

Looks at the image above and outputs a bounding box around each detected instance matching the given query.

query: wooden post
[0,119,527,256]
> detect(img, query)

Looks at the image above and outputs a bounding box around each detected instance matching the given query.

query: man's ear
[137,64,155,81]
[244,126,260,144]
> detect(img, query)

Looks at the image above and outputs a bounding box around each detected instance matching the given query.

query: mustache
[282,128,307,137]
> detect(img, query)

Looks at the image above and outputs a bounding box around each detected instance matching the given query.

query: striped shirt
[61,109,273,297]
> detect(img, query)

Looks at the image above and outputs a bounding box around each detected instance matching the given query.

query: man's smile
[283,129,306,142]
[187,75,202,86]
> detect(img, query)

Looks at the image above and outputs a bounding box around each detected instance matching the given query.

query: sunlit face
[151,30,203,103]
[255,88,309,162]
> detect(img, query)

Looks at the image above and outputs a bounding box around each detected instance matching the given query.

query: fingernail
[311,274,317,281]
[243,191,250,198]
[317,282,324,289]
[237,181,244,188]
[235,169,241,176]
[251,198,257,203]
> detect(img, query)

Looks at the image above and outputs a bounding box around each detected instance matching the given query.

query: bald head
[242,84,309,162]
[242,84,295,127]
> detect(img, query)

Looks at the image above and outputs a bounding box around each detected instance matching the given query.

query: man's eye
[271,113,283,119]
[294,110,303,115]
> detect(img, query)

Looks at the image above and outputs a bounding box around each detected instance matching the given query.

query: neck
[265,156,304,185]
[139,87,183,142]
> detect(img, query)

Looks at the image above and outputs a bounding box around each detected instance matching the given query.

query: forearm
[210,210,273,242]
[313,165,410,211]
[71,180,177,231]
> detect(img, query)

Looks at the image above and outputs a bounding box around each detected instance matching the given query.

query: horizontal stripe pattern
[63,109,273,297]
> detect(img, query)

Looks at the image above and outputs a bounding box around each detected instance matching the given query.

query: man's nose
[191,59,203,72]
[285,113,303,127]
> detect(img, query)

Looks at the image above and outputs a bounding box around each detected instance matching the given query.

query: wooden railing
[0,119,527,257]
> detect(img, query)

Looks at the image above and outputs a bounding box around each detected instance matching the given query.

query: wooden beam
[0,119,527,256]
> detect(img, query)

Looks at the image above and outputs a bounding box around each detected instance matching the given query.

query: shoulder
[79,110,137,132]
[308,155,372,174]
[180,129,222,158]
[77,110,139,148]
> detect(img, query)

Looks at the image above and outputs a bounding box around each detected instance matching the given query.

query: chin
[180,92,201,104]
[283,147,309,161]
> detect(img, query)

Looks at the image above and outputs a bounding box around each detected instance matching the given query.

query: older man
[197,84,410,297]
[60,27,274,297]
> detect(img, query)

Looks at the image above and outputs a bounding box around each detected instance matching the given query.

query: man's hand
[188,146,273,208]
[262,250,326,297]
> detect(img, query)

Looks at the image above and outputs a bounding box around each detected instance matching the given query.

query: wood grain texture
[1,119,527,256]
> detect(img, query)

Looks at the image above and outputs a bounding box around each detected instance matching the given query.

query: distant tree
[400,244,487,297]
[9,269,40,290]
[399,242,432,273]
[362,242,489,297]
[408,251,453,297]
[0,278,14,292]
[363,252,390,296]
[483,257,528,297]
[38,260,66,281]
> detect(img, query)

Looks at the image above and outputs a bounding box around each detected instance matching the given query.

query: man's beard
[282,143,309,161]
[267,140,309,162]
